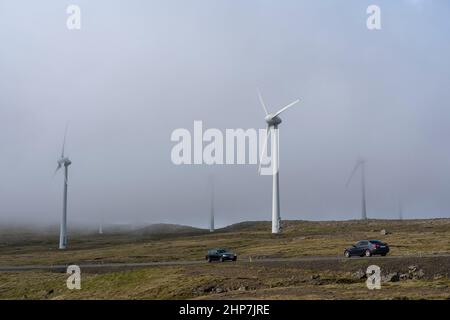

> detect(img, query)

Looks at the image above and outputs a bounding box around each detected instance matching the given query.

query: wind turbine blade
[257,90,269,116]
[345,161,361,187]
[54,164,61,177]
[273,99,300,118]
[61,123,69,158]
[258,126,271,174]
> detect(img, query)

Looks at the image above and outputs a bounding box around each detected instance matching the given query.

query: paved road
[0,253,448,272]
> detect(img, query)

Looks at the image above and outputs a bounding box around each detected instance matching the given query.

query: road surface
[0,253,449,272]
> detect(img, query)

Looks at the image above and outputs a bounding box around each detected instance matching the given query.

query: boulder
[380,229,391,235]
[408,265,418,273]
[193,284,216,294]
[413,269,425,279]
[399,273,409,281]
[352,269,367,280]
[433,274,444,280]
[215,287,225,293]
[382,272,400,282]
[407,265,425,279]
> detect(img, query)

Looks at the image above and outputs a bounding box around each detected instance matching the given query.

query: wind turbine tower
[398,200,403,220]
[209,175,215,232]
[257,91,301,234]
[99,218,104,234]
[55,126,72,249]
[346,158,367,220]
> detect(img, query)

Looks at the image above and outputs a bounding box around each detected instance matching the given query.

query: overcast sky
[1,0,449,228]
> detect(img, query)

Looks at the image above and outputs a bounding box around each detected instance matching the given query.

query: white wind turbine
[55,125,72,249]
[258,91,301,234]
[346,158,367,220]
[398,200,403,220]
[99,216,104,234]
[209,175,215,232]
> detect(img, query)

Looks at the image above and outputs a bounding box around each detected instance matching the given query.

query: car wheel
[365,250,372,257]
[344,251,351,258]
[207,257,212,263]
[381,253,387,256]
[220,257,224,262]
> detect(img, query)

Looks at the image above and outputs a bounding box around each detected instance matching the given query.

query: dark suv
[344,240,389,258]
[206,248,237,262]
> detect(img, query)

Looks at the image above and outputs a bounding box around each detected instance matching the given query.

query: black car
[344,240,389,258]
[206,248,237,262]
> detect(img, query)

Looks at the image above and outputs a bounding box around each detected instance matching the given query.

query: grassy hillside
[0,219,448,300]
[0,219,448,266]
[1,256,449,300]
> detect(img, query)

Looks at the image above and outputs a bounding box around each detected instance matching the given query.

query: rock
[399,273,409,281]
[407,265,425,279]
[413,269,425,279]
[310,274,321,280]
[352,269,367,280]
[380,229,391,235]
[399,273,409,280]
[238,286,248,291]
[215,287,224,293]
[382,272,400,282]
[194,285,215,294]
[433,274,444,280]
[408,265,418,273]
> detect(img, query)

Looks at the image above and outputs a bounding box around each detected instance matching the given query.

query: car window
[370,240,382,244]
[362,241,369,246]
[356,241,363,246]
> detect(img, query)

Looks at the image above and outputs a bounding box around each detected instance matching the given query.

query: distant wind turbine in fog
[258,90,301,234]
[398,200,403,220]
[54,125,72,249]
[346,158,367,220]
[209,175,215,232]
[99,216,104,234]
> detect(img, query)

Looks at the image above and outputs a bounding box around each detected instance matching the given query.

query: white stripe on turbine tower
[209,175,215,232]
[257,90,301,234]
[54,125,72,249]
[346,158,367,220]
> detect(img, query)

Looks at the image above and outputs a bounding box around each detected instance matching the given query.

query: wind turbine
[209,175,215,232]
[346,158,367,220]
[398,200,403,220]
[99,217,104,234]
[55,125,72,249]
[257,90,301,234]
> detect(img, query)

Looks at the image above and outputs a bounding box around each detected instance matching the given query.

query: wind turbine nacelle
[265,115,282,126]
[58,157,71,167]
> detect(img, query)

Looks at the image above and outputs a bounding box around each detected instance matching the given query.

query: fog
[1,0,449,229]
